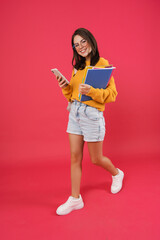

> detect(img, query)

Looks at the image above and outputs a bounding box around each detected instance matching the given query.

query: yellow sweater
[62,57,118,111]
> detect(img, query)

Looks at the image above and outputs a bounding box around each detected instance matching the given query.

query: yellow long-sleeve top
[62,57,118,112]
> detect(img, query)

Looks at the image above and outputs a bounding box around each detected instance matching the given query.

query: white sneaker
[111,168,124,194]
[56,194,84,215]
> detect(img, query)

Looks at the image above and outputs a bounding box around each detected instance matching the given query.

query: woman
[56,28,124,216]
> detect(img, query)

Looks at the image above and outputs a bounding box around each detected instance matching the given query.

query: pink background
[1,0,160,163]
[0,0,160,239]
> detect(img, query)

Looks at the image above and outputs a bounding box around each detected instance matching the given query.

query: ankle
[112,168,119,176]
[71,194,80,199]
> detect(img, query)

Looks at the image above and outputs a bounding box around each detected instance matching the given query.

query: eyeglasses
[73,39,87,49]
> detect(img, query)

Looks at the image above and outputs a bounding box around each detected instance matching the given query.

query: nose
[79,43,83,49]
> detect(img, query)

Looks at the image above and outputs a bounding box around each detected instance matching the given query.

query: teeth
[81,49,86,53]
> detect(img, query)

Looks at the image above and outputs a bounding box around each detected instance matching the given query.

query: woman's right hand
[57,76,68,89]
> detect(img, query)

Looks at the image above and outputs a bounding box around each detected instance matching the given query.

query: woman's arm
[60,69,74,102]
[61,84,73,102]
[85,76,118,104]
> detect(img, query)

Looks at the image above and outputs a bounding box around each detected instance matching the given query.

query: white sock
[71,195,80,200]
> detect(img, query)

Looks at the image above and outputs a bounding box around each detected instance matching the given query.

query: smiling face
[73,35,92,61]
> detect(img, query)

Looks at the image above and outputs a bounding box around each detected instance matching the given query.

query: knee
[71,152,83,164]
[91,156,102,165]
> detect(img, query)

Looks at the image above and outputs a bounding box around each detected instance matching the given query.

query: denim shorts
[67,101,106,142]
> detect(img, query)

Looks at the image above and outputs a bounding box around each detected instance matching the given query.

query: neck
[86,56,91,62]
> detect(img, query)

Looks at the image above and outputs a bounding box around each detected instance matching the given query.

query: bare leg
[87,141,118,176]
[69,133,84,198]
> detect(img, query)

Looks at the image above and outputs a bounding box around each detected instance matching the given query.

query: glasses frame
[73,39,88,49]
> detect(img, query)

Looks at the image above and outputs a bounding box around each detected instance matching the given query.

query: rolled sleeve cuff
[86,86,96,97]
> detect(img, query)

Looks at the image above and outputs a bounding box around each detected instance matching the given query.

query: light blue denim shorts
[67,101,106,142]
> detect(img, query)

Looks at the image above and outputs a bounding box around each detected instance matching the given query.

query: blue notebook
[79,67,115,101]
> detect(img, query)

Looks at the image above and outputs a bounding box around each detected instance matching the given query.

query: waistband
[71,100,103,114]
[72,100,87,107]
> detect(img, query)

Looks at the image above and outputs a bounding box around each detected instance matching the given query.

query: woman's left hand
[79,84,91,95]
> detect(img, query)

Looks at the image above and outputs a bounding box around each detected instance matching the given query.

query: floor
[0,153,159,240]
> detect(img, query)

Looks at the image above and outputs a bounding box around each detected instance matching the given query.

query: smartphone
[51,68,69,84]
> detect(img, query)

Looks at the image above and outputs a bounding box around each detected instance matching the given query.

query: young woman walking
[56,28,124,216]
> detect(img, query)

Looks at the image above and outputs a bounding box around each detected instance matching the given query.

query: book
[79,66,116,101]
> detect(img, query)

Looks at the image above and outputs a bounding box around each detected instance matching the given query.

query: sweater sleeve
[61,69,74,102]
[61,84,73,102]
[86,74,118,104]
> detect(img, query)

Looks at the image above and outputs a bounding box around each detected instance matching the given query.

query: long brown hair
[71,28,100,70]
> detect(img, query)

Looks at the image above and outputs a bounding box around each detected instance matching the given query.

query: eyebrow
[73,38,85,45]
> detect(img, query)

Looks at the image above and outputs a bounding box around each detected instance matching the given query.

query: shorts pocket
[84,106,99,121]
